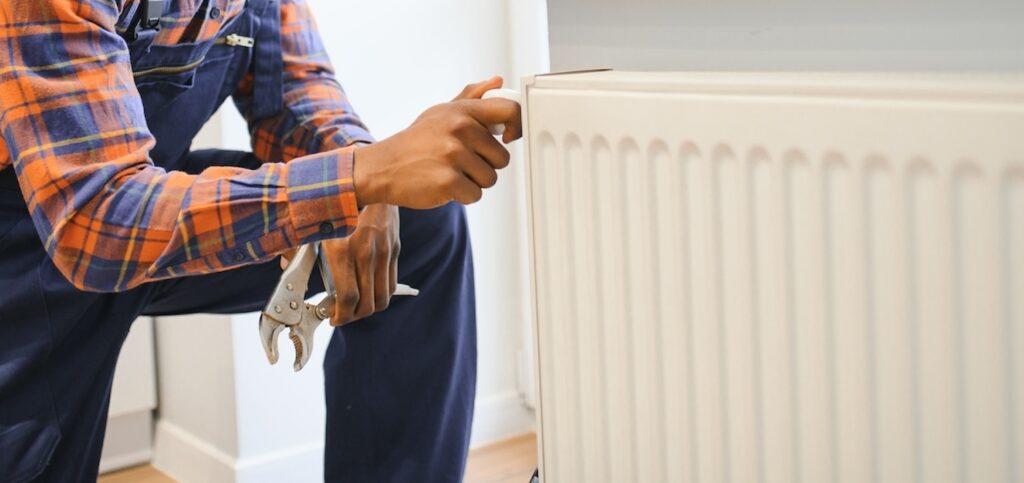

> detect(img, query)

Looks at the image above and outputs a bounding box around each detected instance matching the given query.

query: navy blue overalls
[0,1,477,481]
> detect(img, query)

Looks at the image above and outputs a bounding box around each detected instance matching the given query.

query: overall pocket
[134,61,200,111]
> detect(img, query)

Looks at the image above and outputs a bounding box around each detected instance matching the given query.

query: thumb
[464,97,521,126]
[454,75,503,100]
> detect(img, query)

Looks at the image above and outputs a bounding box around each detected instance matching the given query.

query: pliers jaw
[258,303,326,371]
[258,316,286,365]
[258,243,330,372]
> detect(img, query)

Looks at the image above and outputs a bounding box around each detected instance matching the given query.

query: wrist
[353,143,384,207]
[359,203,398,228]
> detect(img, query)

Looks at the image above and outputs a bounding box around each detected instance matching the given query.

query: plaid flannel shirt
[0,0,373,292]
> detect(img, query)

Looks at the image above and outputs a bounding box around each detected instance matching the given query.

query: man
[0,0,520,481]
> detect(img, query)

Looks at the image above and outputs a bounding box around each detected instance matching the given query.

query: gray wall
[548,0,1024,72]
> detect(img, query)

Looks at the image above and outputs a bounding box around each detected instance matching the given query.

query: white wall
[548,0,1024,72]
[152,1,547,481]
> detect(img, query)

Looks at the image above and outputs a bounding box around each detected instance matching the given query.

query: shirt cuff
[285,146,360,243]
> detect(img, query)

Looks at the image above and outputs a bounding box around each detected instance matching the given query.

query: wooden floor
[97,465,173,483]
[98,433,537,483]
[464,433,537,483]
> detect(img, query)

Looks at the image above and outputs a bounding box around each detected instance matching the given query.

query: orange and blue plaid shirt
[0,0,373,292]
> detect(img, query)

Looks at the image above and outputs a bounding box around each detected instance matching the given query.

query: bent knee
[397,203,471,272]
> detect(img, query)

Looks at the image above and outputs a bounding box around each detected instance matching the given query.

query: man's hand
[352,76,522,209]
[321,204,401,326]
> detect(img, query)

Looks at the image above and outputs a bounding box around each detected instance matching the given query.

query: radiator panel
[522,72,1024,483]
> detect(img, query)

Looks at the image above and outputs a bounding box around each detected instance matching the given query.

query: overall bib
[0,1,477,481]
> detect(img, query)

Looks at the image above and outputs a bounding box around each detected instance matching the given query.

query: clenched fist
[322,204,400,326]
[352,76,522,209]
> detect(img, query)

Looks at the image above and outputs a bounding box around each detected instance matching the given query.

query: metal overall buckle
[123,0,164,41]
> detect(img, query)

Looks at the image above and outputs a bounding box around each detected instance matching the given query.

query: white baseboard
[153,421,323,483]
[152,393,533,481]
[99,410,154,474]
[233,441,324,483]
[470,391,536,449]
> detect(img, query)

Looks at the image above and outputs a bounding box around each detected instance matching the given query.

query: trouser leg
[0,207,152,483]
[323,203,477,483]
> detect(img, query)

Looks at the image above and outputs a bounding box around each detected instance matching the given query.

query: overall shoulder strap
[120,0,164,42]
[249,0,284,119]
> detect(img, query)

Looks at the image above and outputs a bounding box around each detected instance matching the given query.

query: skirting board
[470,392,537,449]
[99,410,154,474]
[153,421,324,483]
[154,394,533,481]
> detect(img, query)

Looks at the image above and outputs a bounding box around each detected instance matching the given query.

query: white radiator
[521,71,1024,483]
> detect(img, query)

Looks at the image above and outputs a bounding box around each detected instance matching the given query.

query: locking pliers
[259,242,418,371]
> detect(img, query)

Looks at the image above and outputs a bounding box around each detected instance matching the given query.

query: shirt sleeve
[0,0,361,293]
[232,0,376,163]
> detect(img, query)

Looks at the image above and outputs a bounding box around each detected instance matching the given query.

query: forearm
[33,147,358,292]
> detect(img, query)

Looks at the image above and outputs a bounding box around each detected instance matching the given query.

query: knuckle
[507,101,522,121]
[442,139,464,158]
[338,289,359,309]
[451,116,475,135]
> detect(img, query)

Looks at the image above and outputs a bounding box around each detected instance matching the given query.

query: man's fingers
[463,98,522,139]
[389,248,399,297]
[329,247,359,326]
[465,122,511,170]
[457,150,499,191]
[502,123,521,145]
[374,255,392,311]
[451,175,484,205]
[455,76,503,100]
[333,286,358,326]
[352,247,376,319]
